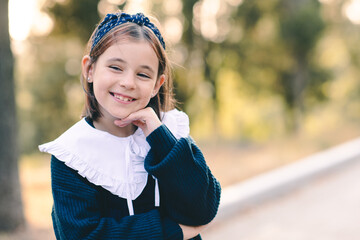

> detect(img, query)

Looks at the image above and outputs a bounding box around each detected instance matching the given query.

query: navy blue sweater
[50,124,221,239]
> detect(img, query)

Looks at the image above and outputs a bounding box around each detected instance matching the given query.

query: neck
[94,116,136,138]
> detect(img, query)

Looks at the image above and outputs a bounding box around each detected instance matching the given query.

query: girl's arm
[50,156,183,240]
[145,125,221,226]
[115,107,221,227]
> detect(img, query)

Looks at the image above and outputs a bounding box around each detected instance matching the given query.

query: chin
[112,113,129,120]
[111,109,134,119]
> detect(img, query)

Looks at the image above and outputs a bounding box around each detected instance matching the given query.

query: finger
[114,113,145,127]
[131,120,146,128]
[127,113,151,125]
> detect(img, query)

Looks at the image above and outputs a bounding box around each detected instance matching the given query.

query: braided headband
[91,12,166,52]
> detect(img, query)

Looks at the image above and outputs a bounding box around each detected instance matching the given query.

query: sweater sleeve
[50,156,183,240]
[145,125,221,226]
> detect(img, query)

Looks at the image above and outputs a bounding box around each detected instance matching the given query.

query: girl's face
[85,40,164,121]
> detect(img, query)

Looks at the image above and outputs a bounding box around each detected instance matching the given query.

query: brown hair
[81,18,176,121]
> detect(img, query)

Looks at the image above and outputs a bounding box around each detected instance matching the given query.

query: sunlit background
[4,0,360,238]
[9,0,360,41]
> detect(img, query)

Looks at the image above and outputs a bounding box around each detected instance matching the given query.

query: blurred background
[1,0,360,239]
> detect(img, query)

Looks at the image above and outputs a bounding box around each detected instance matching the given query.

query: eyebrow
[107,58,155,74]
[107,57,126,64]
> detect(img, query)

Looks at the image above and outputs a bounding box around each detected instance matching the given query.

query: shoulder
[51,155,99,196]
[51,155,82,183]
[161,109,190,139]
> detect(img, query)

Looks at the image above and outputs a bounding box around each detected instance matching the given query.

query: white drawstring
[125,141,135,216]
[127,194,134,215]
[154,177,160,207]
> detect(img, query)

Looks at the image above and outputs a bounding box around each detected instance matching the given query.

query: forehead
[99,39,159,68]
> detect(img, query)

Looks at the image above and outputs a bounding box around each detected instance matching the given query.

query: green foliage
[46,0,100,42]
[228,0,328,131]
[279,0,325,59]
[17,0,360,153]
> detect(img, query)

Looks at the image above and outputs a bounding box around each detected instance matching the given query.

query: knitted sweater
[50,124,221,239]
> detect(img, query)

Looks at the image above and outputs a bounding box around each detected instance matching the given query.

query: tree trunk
[0,0,25,231]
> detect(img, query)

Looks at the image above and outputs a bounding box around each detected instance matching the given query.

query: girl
[39,11,221,240]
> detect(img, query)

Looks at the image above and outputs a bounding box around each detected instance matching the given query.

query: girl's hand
[114,107,162,137]
[179,223,209,240]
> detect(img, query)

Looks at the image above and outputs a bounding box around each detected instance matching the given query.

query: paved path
[202,158,360,240]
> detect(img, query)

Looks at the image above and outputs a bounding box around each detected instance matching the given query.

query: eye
[138,73,151,79]
[109,65,122,71]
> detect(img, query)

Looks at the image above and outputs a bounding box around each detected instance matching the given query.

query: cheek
[139,85,156,104]
[91,83,110,108]
[140,95,152,107]
[92,82,103,99]
[92,76,110,95]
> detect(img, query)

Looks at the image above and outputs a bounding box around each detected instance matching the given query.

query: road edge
[214,137,360,222]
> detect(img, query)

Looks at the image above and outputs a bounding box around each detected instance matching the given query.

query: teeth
[114,94,133,102]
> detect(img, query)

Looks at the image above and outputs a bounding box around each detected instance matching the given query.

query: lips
[110,92,135,102]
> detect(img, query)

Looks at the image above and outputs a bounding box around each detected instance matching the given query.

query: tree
[0,0,25,231]
[278,0,327,130]
[221,0,328,132]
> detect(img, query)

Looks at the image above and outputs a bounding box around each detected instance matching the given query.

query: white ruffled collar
[39,109,189,214]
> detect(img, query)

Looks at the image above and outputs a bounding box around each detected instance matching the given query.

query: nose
[119,72,136,89]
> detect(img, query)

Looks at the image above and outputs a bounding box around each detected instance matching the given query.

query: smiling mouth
[110,92,135,102]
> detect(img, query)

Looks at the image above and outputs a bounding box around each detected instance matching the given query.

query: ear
[82,55,94,82]
[152,74,166,97]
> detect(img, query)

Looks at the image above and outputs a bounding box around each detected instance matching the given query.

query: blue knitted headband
[91,12,166,52]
